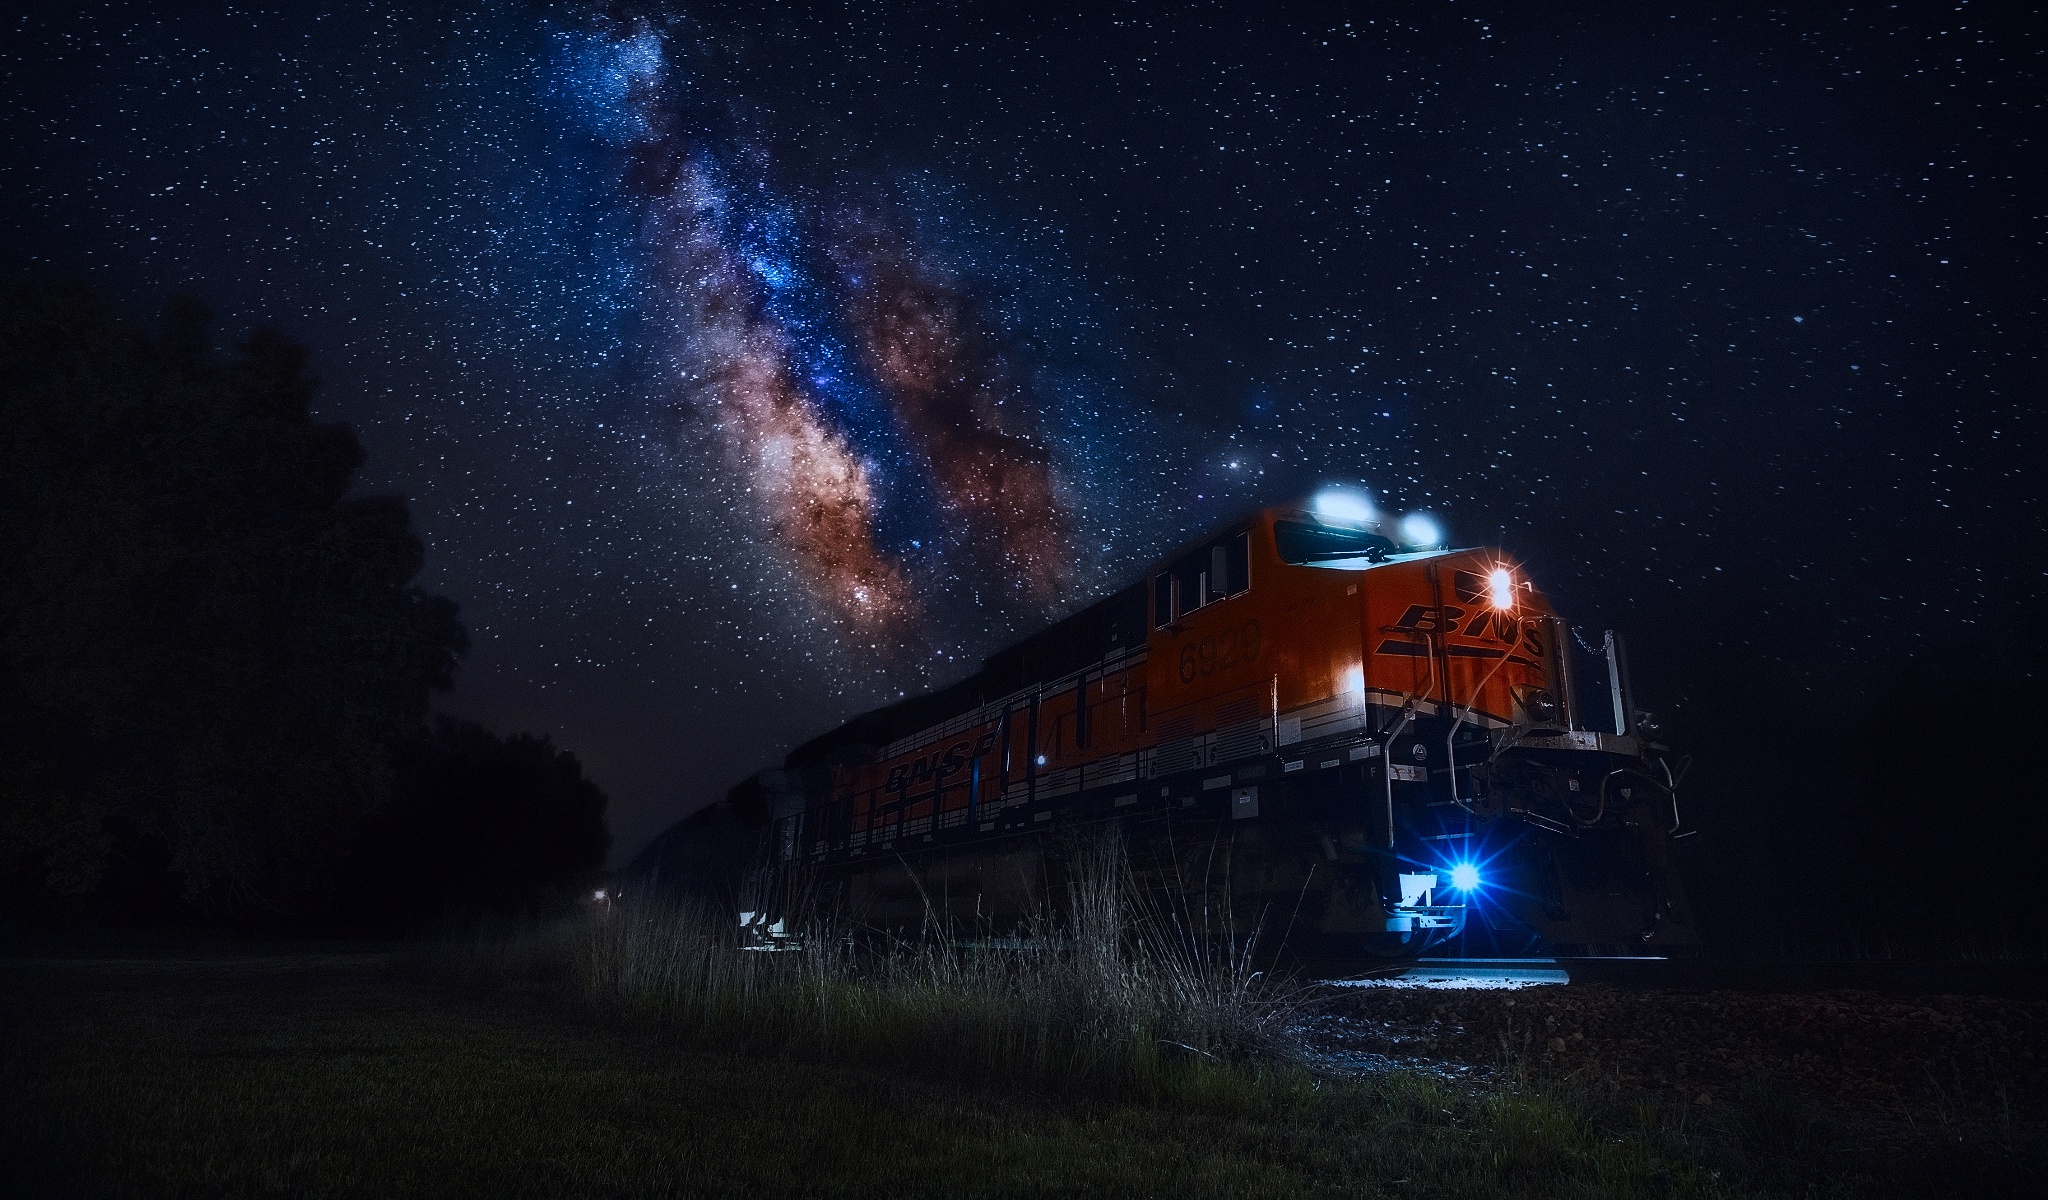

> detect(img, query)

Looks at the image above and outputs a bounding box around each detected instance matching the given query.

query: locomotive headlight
[1448,862,1482,892]
[1488,567,1515,610]
[1312,489,1376,528]
[1398,512,1443,547]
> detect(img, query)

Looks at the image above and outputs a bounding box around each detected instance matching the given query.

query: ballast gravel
[1311,982,2048,1116]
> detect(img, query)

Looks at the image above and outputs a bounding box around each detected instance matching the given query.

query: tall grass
[571,828,1310,1099]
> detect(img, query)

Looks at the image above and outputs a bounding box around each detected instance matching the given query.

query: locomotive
[717,498,1699,968]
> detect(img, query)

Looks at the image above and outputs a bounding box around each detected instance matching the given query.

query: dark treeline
[0,282,608,932]
[343,717,610,934]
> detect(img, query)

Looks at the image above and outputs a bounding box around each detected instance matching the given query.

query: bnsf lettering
[1460,610,1522,644]
[885,733,1000,794]
[1380,603,1547,662]
[1178,619,1263,684]
[1392,604,1468,634]
[1391,605,1536,648]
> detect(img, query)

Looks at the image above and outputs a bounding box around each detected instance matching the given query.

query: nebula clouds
[832,219,1071,604]
[565,20,1071,641]
[640,151,918,632]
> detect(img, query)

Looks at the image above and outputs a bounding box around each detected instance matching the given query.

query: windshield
[1273,519,1397,564]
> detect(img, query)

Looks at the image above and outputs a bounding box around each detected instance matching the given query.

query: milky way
[562,18,1079,641]
[639,142,920,634]
[3,2,2037,861]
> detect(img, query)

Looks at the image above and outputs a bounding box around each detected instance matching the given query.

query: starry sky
[4,1,2039,864]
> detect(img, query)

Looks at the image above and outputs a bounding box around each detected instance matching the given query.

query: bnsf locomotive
[726,500,1698,967]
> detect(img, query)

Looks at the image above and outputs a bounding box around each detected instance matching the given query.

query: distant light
[1036,754,1047,766]
[1398,513,1443,547]
[1312,489,1376,527]
[1449,863,1482,892]
[593,889,607,901]
[1488,567,1515,610]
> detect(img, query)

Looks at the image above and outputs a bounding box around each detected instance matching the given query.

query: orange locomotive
[743,500,1698,965]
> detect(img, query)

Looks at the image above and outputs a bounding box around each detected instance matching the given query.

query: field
[2,930,2041,1199]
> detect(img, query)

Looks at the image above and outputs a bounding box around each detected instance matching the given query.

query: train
[647,498,1700,970]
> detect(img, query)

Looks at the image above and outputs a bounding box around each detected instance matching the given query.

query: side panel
[1143,518,1353,773]
[857,719,1003,841]
[1360,553,1557,727]
[823,658,1151,850]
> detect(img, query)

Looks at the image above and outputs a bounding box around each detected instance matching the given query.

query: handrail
[1549,615,1580,732]
[1603,630,1634,736]
[1589,766,1676,829]
[1379,696,1418,848]
[1444,635,1518,811]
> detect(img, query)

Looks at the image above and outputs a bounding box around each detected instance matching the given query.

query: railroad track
[1558,955,2047,997]
[1316,955,2047,997]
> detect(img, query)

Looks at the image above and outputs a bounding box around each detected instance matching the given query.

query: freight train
[698,498,1699,969]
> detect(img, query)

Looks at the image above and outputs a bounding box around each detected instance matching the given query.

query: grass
[538,831,1309,1103]
[1,946,1743,1199]
[6,942,2044,1197]
[3,839,2039,1198]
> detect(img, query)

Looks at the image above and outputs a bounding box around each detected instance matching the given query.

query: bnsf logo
[1387,603,1538,649]
[885,730,1001,793]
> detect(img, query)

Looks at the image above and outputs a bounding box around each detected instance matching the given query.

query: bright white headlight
[1311,489,1376,527]
[1398,513,1442,547]
[1488,567,1515,610]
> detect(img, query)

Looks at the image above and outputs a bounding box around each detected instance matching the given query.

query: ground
[1315,969,2045,1181]
[1,941,2040,1198]
[1320,968,2046,1109]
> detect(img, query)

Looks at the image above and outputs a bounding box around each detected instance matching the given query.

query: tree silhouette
[0,281,466,922]
[344,717,611,932]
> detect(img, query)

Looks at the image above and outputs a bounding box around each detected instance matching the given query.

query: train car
[735,499,1699,968]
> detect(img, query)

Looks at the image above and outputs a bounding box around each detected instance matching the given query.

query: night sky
[4,1,2039,865]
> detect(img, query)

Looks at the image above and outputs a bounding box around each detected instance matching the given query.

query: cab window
[1154,531,1250,626]
[1272,520,1395,564]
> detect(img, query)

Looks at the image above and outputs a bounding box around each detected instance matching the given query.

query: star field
[4,1,2038,861]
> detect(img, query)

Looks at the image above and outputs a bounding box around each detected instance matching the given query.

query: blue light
[1449,862,1482,892]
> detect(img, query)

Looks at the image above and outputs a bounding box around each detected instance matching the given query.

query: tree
[343,717,611,931]
[0,281,466,922]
